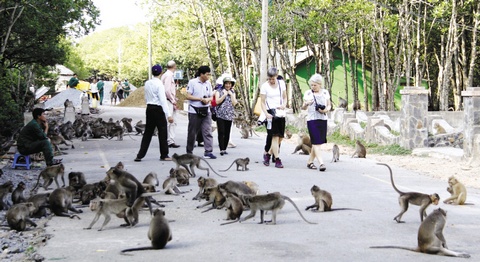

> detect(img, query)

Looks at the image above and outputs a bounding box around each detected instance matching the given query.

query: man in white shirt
[186,66,216,159]
[161,60,180,148]
[134,64,174,162]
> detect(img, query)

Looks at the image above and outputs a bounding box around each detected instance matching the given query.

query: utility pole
[260,0,268,86]
[148,20,152,80]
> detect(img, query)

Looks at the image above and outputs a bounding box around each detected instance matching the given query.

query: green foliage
[327,131,356,147]
[255,125,267,132]
[327,131,411,156]
[369,144,412,156]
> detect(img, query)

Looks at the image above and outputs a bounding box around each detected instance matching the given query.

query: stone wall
[462,87,480,163]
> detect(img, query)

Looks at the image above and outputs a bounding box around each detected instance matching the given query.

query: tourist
[117,80,124,102]
[123,78,130,98]
[302,73,331,172]
[17,108,62,166]
[97,78,104,105]
[185,66,216,159]
[161,60,180,148]
[215,76,237,156]
[89,78,99,107]
[134,65,173,162]
[111,79,118,105]
[260,67,287,168]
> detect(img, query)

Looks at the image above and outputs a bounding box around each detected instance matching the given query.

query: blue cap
[152,64,163,75]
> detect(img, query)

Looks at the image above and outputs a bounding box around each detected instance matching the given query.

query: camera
[315,104,326,111]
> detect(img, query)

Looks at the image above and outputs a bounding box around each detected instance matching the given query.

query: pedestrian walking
[215,76,237,156]
[161,60,180,148]
[134,65,173,162]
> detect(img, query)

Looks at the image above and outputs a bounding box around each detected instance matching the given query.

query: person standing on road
[161,60,180,148]
[117,80,124,102]
[89,78,99,107]
[185,66,216,159]
[97,78,105,105]
[134,65,173,162]
[123,79,130,98]
[302,74,331,172]
[111,79,118,105]
[260,67,287,168]
[215,76,237,156]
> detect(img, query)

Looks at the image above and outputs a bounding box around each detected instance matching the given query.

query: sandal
[319,164,326,172]
[307,163,317,169]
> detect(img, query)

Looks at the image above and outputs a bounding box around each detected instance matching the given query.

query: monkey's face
[18,182,26,190]
[311,185,320,194]
[448,177,457,186]
[431,194,440,205]
[197,177,205,187]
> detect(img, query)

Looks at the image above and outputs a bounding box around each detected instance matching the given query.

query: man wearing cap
[17,108,62,166]
[134,64,174,162]
[161,60,180,148]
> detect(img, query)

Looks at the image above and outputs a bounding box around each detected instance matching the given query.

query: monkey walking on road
[371,208,470,258]
[219,157,250,172]
[378,163,439,223]
[172,153,226,178]
[31,164,66,192]
[331,144,340,163]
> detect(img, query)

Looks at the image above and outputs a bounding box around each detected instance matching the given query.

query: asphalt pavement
[37,106,480,262]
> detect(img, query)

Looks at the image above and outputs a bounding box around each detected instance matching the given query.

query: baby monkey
[219,157,250,172]
[444,176,467,205]
[305,185,361,212]
[378,163,439,223]
[371,208,470,258]
[331,144,340,162]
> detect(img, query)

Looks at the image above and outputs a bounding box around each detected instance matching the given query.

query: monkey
[218,181,256,201]
[338,97,347,109]
[0,181,14,210]
[331,144,340,163]
[108,121,125,141]
[121,209,172,253]
[31,164,65,192]
[169,167,190,186]
[371,208,470,258]
[68,172,87,191]
[6,202,37,231]
[143,172,159,188]
[141,184,168,208]
[134,120,145,135]
[79,184,99,205]
[351,140,366,158]
[444,176,467,205]
[49,186,83,219]
[121,117,133,133]
[27,193,50,218]
[292,133,312,155]
[81,123,93,141]
[196,186,226,211]
[220,193,244,225]
[162,177,183,195]
[434,123,447,135]
[242,181,260,195]
[305,185,361,212]
[172,153,226,178]
[105,167,154,222]
[193,176,217,200]
[11,182,27,204]
[353,99,361,112]
[114,161,125,170]
[240,192,317,225]
[378,163,440,223]
[84,197,132,231]
[219,157,250,172]
[285,129,293,139]
[49,133,74,152]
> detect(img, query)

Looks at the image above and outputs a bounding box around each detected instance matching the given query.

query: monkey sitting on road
[292,133,311,155]
[6,202,37,231]
[12,181,27,204]
[331,144,340,163]
[0,181,14,210]
[134,120,145,135]
[378,163,439,223]
[371,208,470,258]
[31,164,66,192]
[219,157,250,172]
[240,192,317,225]
[305,185,361,212]
[143,172,159,188]
[196,186,226,212]
[218,181,256,205]
[444,176,467,205]
[162,177,183,195]
[68,172,87,191]
[121,209,172,254]
[27,193,50,218]
[49,186,83,219]
[351,140,366,158]
[193,176,217,200]
[172,153,227,178]
[220,193,244,226]
[169,168,190,186]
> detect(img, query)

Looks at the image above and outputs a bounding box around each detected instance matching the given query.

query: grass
[327,131,412,156]
[255,124,307,134]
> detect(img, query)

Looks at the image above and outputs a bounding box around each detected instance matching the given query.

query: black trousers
[136,105,169,159]
[217,118,232,151]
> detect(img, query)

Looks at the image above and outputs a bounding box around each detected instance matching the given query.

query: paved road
[38,106,480,261]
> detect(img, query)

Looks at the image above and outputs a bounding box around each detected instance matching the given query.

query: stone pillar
[81,96,90,115]
[400,86,429,149]
[461,87,480,162]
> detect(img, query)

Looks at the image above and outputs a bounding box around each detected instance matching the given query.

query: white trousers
[167,102,177,145]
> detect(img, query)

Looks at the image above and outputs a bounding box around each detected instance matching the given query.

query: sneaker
[134,157,142,162]
[275,158,284,168]
[263,154,271,166]
[204,153,217,159]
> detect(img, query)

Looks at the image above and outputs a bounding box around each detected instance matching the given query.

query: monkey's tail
[30,174,42,193]
[220,219,240,226]
[331,208,362,211]
[370,246,418,252]
[120,247,154,254]
[200,159,227,178]
[377,163,404,195]
[282,196,317,224]
[219,161,235,172]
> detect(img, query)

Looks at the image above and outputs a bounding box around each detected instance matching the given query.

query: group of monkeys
[0,143,472,257]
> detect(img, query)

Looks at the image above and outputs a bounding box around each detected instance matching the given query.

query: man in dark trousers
[17,108,62,166]
[134,64,173,162]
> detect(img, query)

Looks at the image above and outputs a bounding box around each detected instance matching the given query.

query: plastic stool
[11,153,32,170]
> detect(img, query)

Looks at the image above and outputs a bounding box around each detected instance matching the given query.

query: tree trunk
[340,38,349,110]
[360,29,368,111]
[192,1,216,80]
[466,1,480,88]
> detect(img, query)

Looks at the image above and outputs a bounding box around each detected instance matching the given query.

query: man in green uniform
[67,73,79,89]
[123,79,130,98]
[17,108,62,166]
[97,79,104,105]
